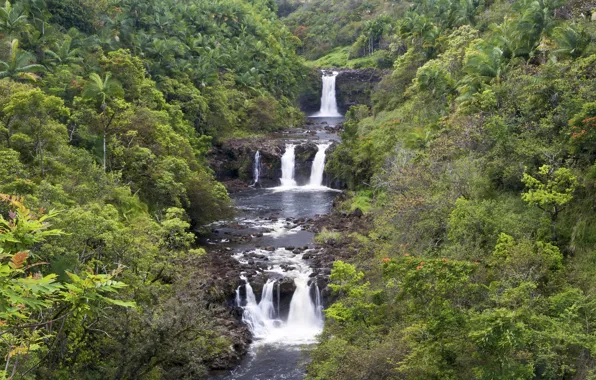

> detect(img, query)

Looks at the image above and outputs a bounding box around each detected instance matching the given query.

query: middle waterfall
[280,144,297,187]
[308,143,331,187]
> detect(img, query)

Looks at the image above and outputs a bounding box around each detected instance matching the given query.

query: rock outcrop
[335,69,389,112]
[298,67,323,113]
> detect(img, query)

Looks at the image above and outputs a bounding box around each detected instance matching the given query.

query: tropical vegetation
[293,0,596,378]
[0,0,308,377]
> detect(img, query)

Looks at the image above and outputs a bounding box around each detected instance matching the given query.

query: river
[213,72,344,379]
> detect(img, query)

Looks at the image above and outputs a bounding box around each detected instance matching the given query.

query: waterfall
[308,143,331,187]
[315,284,324,321]
[253,150,261,186]
[287,277,323,329]
[316,71,341,117]
[280,144,297,187]
[238,275,324,344]
[241,280,279,338]
[276,281,281,318]
[235,286,242,307]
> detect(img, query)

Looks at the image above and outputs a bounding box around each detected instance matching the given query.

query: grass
[306,47,390,69]
[314,228,342,244]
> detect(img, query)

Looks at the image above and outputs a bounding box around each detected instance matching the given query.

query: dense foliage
[1,0,595,377]
[0,0,309,377]
[303,0,596,378]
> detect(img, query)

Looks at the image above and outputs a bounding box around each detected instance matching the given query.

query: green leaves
[60,268,136,309]
[82,72,124,110]
[0,195,133,374]
[522,165,577,224]
[0,39,45,82]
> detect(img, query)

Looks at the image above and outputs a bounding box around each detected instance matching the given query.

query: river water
[214,73,344,379]
[215,192,337,379]
[213,128,342,379]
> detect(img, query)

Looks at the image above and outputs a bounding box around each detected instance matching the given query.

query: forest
[0,0,307,378]
[288,0,596,379]
[0,0,595,378]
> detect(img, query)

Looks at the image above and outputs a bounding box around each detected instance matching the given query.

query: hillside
[0,0,309,377]
[1,0,595,378]
[274,0,596,378]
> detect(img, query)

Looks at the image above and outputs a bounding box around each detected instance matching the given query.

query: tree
[552,24,591,59]
[43,38,83,67]
[457,42,505,102]
[0,1,29,37]
[522,165,577,242]
[3,88,69,177]
[81,72,124,171]
[0,194,133,378]
[0,39,45,81]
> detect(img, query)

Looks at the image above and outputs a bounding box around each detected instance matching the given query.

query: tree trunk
[103,131,106,172]
[551,208,558,243]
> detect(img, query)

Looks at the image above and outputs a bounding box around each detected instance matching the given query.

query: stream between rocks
[210,114,344,380]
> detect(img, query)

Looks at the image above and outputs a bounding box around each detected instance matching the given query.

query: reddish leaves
[10,251,28,269]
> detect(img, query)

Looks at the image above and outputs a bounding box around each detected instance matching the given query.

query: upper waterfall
[314,71,341,117]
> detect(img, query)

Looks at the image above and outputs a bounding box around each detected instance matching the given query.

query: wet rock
[351,208,364,218]
[279,278,296,294]
[316,277,328,289]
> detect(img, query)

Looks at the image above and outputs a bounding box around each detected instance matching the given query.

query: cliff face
[297,67,323,113]
[335,69,389,112]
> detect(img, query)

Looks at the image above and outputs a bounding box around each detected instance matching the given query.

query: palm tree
[457,42,505,102]
[0,39,44,81]
[0,1,29,37]
[552,24,591,59]
[44,38,83,67]
[82,72,124,171]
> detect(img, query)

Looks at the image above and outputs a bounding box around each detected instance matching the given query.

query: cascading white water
[308,143,331,187]
[280,144,297,187]
[315,71,341,117]
[315,284,324,321]
[235,286,242,307]
[238,274,324,345]
[276,282,281,318]
[253,151,261,185]
[287,277,323,328]
[241,280,279,338]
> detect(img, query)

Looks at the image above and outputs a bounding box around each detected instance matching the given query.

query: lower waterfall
[237,274,323,344]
